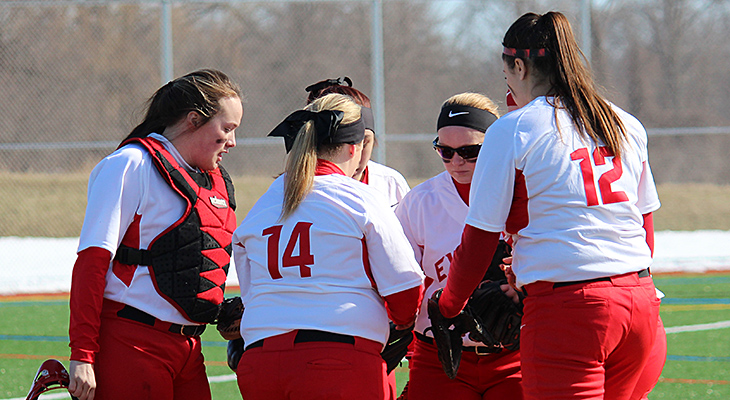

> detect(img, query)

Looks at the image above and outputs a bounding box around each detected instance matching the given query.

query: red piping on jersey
[112,213,141,287]
[114,137,237,323]
[361,238,377,289]
[506,169,529,234]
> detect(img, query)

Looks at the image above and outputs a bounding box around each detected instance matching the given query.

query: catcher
[394,93,523,399]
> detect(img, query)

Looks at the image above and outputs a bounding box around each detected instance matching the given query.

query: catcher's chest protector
[115,137,237,323]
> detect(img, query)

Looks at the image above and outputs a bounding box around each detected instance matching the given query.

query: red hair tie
[503,47,547,58]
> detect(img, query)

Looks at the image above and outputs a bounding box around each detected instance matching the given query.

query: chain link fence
[1,0,730,238]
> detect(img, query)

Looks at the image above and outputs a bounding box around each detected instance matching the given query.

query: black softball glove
[381,321,414,374]
[216,296,243,340]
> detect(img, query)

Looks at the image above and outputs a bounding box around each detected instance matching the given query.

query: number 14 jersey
[232,173,424,348]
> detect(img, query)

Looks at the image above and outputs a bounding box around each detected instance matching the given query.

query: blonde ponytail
[281,93,362,220]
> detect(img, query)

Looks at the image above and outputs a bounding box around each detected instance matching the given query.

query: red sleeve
[643,212,655,257]
[439,226,501,318]
[383,284,424,326]
[69,247,112,363]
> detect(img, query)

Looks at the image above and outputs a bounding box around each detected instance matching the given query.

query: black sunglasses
[432,137,482,161]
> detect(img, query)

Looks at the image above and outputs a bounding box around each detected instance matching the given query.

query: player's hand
[394,319,416,331]
[500,256,520,293]
[500,282,521,304]
[69,360,96,400]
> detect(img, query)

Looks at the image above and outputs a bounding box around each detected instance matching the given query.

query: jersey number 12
[571,146,629,206]
[262,222,315,279]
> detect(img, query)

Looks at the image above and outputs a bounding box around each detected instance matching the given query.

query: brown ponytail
[503,12,627,159]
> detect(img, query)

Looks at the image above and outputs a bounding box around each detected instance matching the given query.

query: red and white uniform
[232,161,424,400]
[442,97,662,399]
[361,160,410,207]
[396,171,522,399]
[467,97,659,286]
[76,133,210,325]
[70,133,215,400]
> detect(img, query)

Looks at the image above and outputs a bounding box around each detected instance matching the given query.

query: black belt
[117,305,206,336]
[245,329,356,351]
[553,268,650,289]
[415,331,497,355]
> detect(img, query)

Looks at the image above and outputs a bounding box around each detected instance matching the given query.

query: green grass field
[1,273,728,399]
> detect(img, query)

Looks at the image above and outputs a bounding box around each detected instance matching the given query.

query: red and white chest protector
[114,137,237,323]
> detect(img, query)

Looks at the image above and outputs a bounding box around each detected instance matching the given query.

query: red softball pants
[520,270,661,400]
[93,301,211,400]
[407,336,523,399]
[236,330,388,400]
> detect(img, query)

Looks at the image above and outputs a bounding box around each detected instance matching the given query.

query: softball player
[232,93,424,400]
[67,69,243,400]
[305,79,411,399]
[514,88,666,400]
[305,77,410,206]
[438,12,662,399]
[395,93,522,400]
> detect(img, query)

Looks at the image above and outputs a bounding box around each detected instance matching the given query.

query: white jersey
[467,97,661,287]
[366,161,410,207]
[233,173,424,347]
[77,133,201,325]
[394,171,482,346]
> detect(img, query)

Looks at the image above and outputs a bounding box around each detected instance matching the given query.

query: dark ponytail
[503,12,627,159]
[121,69,242,146]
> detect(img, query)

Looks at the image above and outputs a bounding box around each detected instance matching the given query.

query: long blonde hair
[443,92,500,117]
[282,93,362,220]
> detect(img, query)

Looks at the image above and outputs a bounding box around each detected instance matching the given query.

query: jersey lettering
[570,146,629,206]
[263,222,315,279]
[433,252,452,282]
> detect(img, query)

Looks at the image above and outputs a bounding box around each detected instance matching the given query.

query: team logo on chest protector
[114,137,237,323]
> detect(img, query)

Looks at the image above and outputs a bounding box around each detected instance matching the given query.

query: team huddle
[58,10,664,400]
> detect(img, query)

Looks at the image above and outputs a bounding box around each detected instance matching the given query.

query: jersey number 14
[571,146,629,206]
[262,222,315,279]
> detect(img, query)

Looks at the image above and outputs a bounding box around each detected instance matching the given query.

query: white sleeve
[637,160,661,214]
[393,173,411,204]
[629,118,660,214]
[394,192,424,266]
[362,192,424,297]
[232,240,252,300]
[78,147,146,254]
[465,123,516,233]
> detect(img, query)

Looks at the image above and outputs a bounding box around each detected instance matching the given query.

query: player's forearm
[383,284,424,326]
[643,212,655,257]
[69,247,111,363]
[439,226,501,318]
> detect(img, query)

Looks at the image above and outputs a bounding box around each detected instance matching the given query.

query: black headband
[268,109,365,153]
[437,104,498,133]
[304,77,353,94]
[360,106,375,133]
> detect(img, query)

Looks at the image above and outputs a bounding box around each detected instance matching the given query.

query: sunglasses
[432,137,482,161]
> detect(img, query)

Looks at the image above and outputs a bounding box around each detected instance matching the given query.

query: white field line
[664,320,730,334]
[5,321,729,400]
[3,374,238,400]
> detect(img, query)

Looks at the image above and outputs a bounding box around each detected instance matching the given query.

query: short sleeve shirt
[466,97,660,287]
